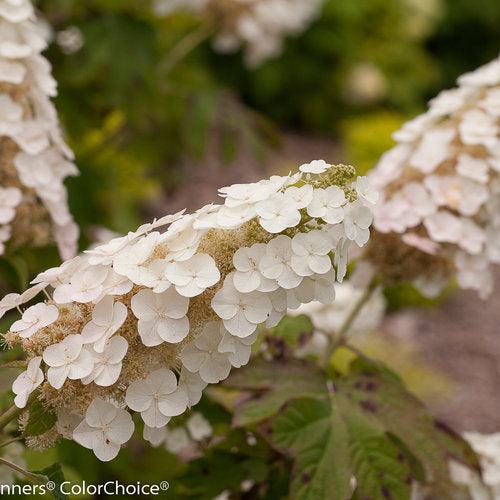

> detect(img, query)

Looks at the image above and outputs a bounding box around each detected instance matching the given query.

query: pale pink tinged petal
[80,322,105,345]
[94,364,122,387]
[63,335,84,361]
[157,388,189,417]
[93,334,112,354]
[10,318,28,333]
[86,399,117,427]
[309,255,332,274]
[243,298,270,324]
[176,280,203,297]
[344,219,357,240]
[224,312,257,338]
[90,296,113,326]
[68,350,94,380]
[126,381,152,412]
[157,317,189,343]
[290,256,313,277]
[131,290,158,320]
[165,262,192,286]
[43,345,66,367]
[141,403,171,428]
[259,255,283,280]
[277,266,303,290]
[106,336,129,364]
[233,270,260,293]
[180,345,207,373]
[91,434,120,462]
[137,319,163,347]
[211,290,238,319]
[14,392,29,409]
[12,373,29,394]
[200,355,232,383]
[108,410,135,444]
[47,365,70,389]
[73,421,98,449]
[161,288,189,318]
[146,369,178,394]
[233,249,251,272]
[229,345,251,368]
[355,228,370,247]
[111,301,128,330]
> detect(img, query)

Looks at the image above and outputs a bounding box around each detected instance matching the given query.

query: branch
[0,457,43,484]
[0,436,22,449]
[325,277,380,361]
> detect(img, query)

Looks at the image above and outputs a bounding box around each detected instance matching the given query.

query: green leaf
[233,359,481,499]
[273,397,353,500]
[271,315,314,346]
[337,370,480,496]
[32,463,68,500]
[24,399,57,437]
[224,358,326,427]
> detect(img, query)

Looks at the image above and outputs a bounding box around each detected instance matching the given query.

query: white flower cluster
[449,432,500,499]
[369,56,500,298]
[153,0,325,67]
[0,0,79,258]
[5,161,375,461]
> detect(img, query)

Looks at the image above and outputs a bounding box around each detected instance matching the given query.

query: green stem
[157,24,213,79]
[0,436,22,449]
[0,457,42,484]
[0,392,35,431]
[325,277,379,361]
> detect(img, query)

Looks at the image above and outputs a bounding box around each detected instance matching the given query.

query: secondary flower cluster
[153,0,325,67]
[368,56,500,298]
[0,0,78,259]
[4,161,375,461]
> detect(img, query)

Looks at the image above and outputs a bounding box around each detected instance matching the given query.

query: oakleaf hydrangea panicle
[367,56,500,298]
[153,0,325,67]
[0,0,79,258]
[3,161,375,461]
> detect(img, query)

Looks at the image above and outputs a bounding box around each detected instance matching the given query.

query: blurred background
[1,0,500,496]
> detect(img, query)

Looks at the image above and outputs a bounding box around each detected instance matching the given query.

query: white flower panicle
[4,161,375,461]
[0,0,79,258]
[153,0,325,67]
[368,56,500,298]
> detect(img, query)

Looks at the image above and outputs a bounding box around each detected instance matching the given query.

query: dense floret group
[3,161,375,460]
[0,0,78,258]
[368,57,500,298]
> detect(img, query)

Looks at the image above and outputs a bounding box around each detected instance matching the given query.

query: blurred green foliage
[30,0,499,242]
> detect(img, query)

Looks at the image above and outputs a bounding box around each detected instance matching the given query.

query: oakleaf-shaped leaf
[273,396,413,500]
[224,358,326,427]
[244,363,481,500]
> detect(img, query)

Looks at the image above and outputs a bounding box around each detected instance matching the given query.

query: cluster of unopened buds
[0,0,78,258]
[368,56,500,298]
[3,160,376,461]
[153,0,325,67]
